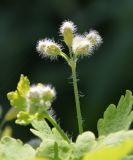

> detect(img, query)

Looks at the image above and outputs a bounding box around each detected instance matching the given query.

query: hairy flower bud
[26,84,56,113]
[60,20,76,47]
[37,39,62,58]
[86,30,102,47]
[72,35,91,56]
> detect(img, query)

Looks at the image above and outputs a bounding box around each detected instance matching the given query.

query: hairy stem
[45,112,70,143]
[71,61,83,134]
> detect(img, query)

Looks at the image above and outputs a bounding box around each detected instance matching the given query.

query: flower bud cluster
[36,20,102,59]
[59,21,102,57]
[26,83,56,114]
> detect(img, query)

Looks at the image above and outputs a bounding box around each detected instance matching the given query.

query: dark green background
[0,0,133,141]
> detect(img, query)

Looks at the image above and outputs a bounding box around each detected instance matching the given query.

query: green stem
[60,52,70,66]
[0,119,6,135]
[69,47,73,59]
[71,61,83,134]
[45,112,70,143]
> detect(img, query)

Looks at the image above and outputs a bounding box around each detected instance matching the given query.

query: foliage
[1,75,133,160]
[0,136,35,160]
[97,90,133,136]
[0,20,133,160]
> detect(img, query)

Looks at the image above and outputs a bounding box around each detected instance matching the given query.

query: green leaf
[84,131,133,160]
[7,74,30,111]
[0,136,35,160]
[36,140,72,160]
[97,131,133,147]
[71,131,96,159]
[124,156,133,160]
[83,139,133,160]
[31,120,65,141]
[31,120,72,160]
[17,74,30,96]
[16,111,38,125]
[7,91,26,111]
[5,107,19,121]
[1,126,12,137]
[31,120,98,160]
[7,75,41,125]
[30,120,53,141]
[97,90,133,136]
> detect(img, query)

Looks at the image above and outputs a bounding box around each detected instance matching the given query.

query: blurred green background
[0,0,133,141]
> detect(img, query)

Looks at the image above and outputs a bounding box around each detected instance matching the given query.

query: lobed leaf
[31,120,72,160]
[7,74,30,111]
[71,131,96,159]
[0,136,35,160]
[97,90,133,136]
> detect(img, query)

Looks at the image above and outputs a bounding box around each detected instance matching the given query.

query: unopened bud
[86,30,102,47]
[72,35,91,56]
[37,39,62,58]
[60,21,76,47]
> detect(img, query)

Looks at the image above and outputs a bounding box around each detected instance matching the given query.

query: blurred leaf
[124,156,133,160]
[84,130,133,160]
[30,120,53,141]
[71,131,96,159]
[1,126,12,137]
[83,139,133,160]
[0,136,35,160]
[0,106,2,119]
[16,111,38,125]
[5,108,19,121]
[31,120,72,160]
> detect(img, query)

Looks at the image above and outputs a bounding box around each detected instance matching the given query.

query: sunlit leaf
[83,139,133,160]
[98,90,133,136]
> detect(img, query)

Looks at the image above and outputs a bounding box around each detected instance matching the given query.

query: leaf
[7,74,30,111]
[36,140,72,160]
[7,91,26,111]
[7,75,40,125]
[84,131,133,160]
[31,120,64,141]
[0,136,35,160]
[5,107,19,121]
[96,131,133,147]
[31,120,72,160]
[30,120,52,140]
[83,139,133,160]
[33,158,47,160]
[17,74,30,96]
[31,120,98,160]
[16,111,38,125]
[124,156,133,160]
[1,126,12,137]
[71,131,96,159]
[36,140,58,159]
[97,90,133,136]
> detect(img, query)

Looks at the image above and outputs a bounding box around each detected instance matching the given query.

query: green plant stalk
[45,112,70,143]
[0,119,6,135]
[71,61,83,134]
